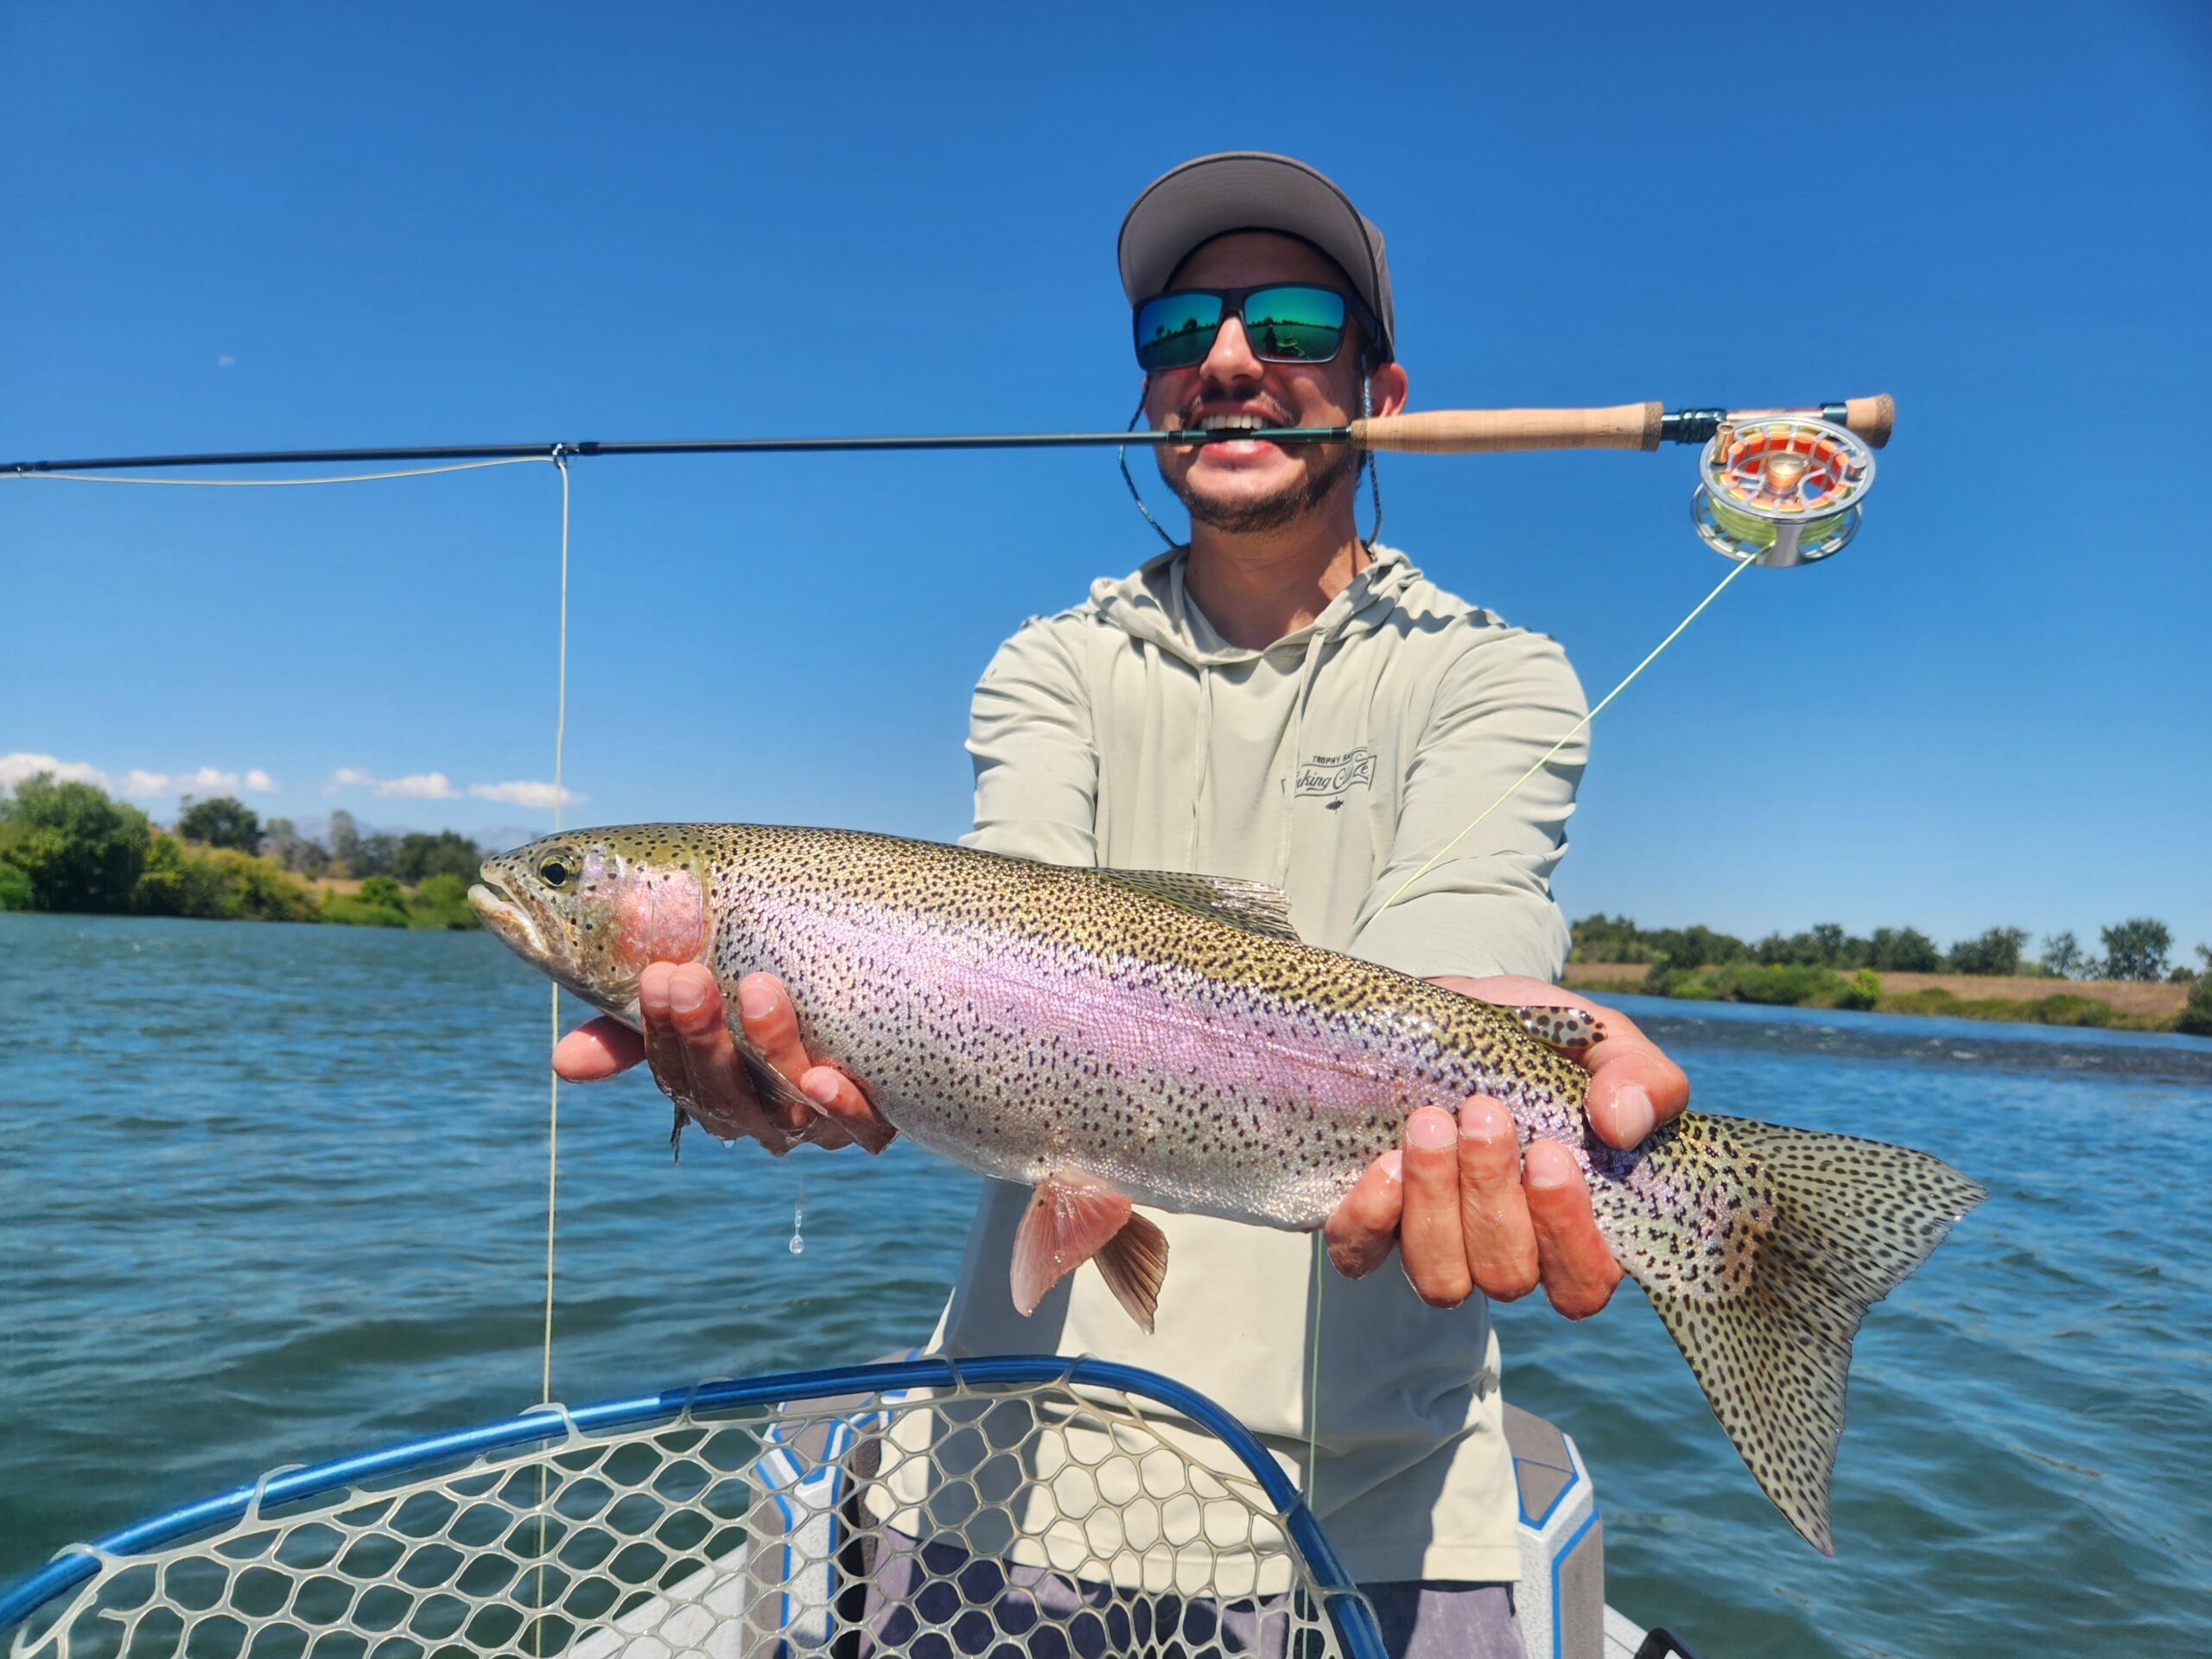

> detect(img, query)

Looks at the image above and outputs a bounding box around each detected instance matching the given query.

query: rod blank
[2,396,1892,475]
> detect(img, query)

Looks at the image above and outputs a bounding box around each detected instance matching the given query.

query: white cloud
[1,753,281,801]
[0,752,109,791]
[217,354,237,368]
[125,766,248,798]
[468,779,585,810]
[326,767,461,801]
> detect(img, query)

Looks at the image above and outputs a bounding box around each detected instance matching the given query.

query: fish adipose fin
[1094,869,1302,943]
[1501,1004,1605,1049]
[1012,1173,1170,1332]
[1600,1112,1986,1554]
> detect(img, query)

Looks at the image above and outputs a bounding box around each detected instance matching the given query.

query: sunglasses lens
[1135,293,1224,371]
[1243,287,1344,363]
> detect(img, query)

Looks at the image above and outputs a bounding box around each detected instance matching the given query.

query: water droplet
[788,1193,805,1255]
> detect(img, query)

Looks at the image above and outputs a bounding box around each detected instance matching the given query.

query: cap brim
[1119,152,1388,353]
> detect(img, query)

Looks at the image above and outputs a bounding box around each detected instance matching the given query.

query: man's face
[1141,232,1370,536]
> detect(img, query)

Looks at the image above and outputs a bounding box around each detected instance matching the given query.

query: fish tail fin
[1597,1112,1985,1554]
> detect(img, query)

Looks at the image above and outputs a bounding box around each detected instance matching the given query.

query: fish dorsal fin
[1094,868,1301,943]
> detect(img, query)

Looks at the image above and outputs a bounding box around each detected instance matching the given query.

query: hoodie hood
[1087,543,1421,666]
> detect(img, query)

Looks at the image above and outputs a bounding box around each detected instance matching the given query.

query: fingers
[1456,1097,1538,1301]
[553,1016,645,1082]
[1579,1003,1690,1150]
[640,962,784,1149]
[1324,1151,1404,1280]
[1425,975,1690,1153]
[798,1062,896,1154]
[1398,1107,1475,1307]
[736,976,897,1153]
[1522,1141,1624,1319]
[736,975,817,1140]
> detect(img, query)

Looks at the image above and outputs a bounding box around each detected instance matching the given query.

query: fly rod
[2,395,1893,475]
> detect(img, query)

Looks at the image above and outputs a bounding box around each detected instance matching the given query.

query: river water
[3,915,2208,1655]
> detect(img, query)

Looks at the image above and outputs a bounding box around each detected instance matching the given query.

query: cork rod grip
[1843,394,1896,448]
[1348,403,1665,454]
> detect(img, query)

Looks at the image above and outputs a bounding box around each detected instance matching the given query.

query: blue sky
[3,3,2206,954]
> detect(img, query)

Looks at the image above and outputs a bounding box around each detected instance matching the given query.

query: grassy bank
[1562,961,2198,1034]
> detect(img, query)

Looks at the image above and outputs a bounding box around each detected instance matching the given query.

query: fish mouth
[468,879,548,959]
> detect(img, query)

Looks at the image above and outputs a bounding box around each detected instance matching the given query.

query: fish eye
[537,850,581,888]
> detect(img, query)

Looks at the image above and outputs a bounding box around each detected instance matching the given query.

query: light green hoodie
[933,541,1588,1585]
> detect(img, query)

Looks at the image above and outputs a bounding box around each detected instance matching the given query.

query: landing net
[3,1357,1382,1659]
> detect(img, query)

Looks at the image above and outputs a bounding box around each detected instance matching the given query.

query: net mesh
[10,1369,1354,1658]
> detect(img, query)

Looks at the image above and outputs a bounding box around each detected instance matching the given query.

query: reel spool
[1692,415,1876,568]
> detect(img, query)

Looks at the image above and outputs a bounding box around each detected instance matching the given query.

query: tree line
[1569,913,2197,985]
[0,773,486,929]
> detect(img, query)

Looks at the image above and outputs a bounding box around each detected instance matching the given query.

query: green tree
[2040,930,2084,978]
[2178,963,2212,1039]
[394,830,480,884]
[353,832,399,878]
[1948,926,2030,976]
[2098,918,2171,982]
[0,859,33,912]
[175,795,262,853]
[0,772,152,912]
[326,809,362,874]
[1651,924,1749,969]
[259,817,329,877]
[1868,926,1942,972]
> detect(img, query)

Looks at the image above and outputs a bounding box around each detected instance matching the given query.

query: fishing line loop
[1377,551,1760,913]
[1119,387,1179,550]
[2,455,550,486]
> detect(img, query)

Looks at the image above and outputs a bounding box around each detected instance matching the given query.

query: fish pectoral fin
[1497,1003,1605,1050]
[1092,868,1302,943]
[1010,1173,1167,1330]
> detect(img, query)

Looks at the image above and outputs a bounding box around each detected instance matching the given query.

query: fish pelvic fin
[1010,1173,1169,1332]
[1599,1111,1986,1554]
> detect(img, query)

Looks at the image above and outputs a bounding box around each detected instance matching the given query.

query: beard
[1160,442,1363,535]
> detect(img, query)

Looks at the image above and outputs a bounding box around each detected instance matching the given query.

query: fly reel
[1692,415,1876,568]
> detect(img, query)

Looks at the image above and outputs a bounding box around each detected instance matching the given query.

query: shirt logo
[1295,747,1376,798]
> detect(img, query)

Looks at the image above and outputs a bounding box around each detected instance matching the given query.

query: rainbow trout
[471,823,1982,1554]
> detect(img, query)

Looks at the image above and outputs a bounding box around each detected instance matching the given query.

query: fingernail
[1524,1142,1573,1190]
[1608,1083,1654,1146]
[739,981,778,1021]
[803,1071,839,1105]
[1459,1096,1511,1144]
[638,963,667,1009]
[1407,1109,1456,1151]
[668,975,705,1015]
[1379,1151,1403,1184]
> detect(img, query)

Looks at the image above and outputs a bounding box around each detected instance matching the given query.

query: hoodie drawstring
[1278,628,1330,886]
[1189,662,1214,867]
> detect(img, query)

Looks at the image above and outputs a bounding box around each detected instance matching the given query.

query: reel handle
[1348,403,1665,454]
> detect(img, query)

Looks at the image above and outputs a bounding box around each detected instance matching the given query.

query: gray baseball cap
[1117,151,1395,363]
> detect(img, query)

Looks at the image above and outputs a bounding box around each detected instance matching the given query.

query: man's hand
[551,963,894,1154]
[1323,976,1688,1319]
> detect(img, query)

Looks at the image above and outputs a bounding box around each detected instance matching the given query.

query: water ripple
[3,919,2208,1655]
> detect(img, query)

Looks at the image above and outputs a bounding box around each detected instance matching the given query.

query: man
[556,152,1688,1656]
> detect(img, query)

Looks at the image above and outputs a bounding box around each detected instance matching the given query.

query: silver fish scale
[698,825,1593,1227]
